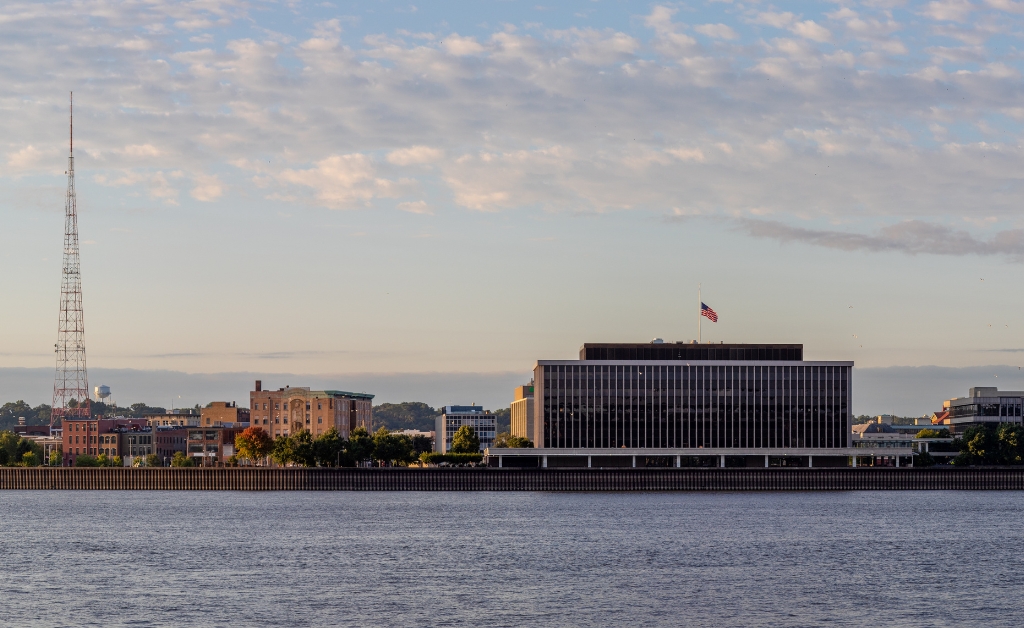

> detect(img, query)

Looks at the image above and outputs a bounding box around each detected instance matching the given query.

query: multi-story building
[200,401,250,427]
[249,381,373,439]
[145,409,200,428]
[510,383,534,441]
[154,426,188,464]
[943,387,1024,430]
[435,406,496,453]
[61,418,149,466]
[488,340,897,468]
[186,426,246,466]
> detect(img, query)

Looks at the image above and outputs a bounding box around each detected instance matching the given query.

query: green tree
[450,425,480,454]
[916,429,943,439]
[0,448,8,466]
[313,428,343,467]
[21,451,39,467]
[998,424,1024,465]
[97,453,110,467]
[48,450,61,467]
[914,450,936,467]
[291,431,316,467]
[345,426,375,466]
[411,434,433,456]
[112,455,123,467]
[270,435,295,466]
[492,432,534,448]
[371,402,440,431]
[371,427,415,466]
[75,455,100,467]
[145,454,160,467]
[490,407,511,434]
[171,451,194,467]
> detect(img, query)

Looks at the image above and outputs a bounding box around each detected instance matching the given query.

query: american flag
[701,302,718,323]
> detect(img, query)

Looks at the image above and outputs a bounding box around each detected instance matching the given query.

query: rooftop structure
[579,342,803,361]
[943,387,1024,428]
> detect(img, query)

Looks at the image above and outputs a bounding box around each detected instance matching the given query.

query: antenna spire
[52,92,89,442]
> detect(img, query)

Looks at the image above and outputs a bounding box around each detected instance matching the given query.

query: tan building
[510,382,534,441]
[146,410,200,428]
[249,380,373,439]
[201,401,250,427]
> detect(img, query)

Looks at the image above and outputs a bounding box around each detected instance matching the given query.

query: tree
[998,424,1024,465]
[0,448,7,466]
[914,450,936,467]
[235,426,274,465]
[490,407,511,434]
[21,451,39,467]
[411,434,433,456]
[75,455,100,467]
[313,428,343,467]
[112,456,123,467]
[97,453,110,467]
[371,427,415,466]
[346,426,375,465]
[371,402,440,431]
[145,454,160,467]
[450,425,480,454]
[492,432,534,448]
[171,452,194,467]
[270,435,295,466]
[291,431,316,467]
[48,450,61,467]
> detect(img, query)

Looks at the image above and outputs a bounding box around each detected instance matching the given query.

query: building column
[764,455,769,468]
[541,455,548,468]
[498,456,503,468]
[896,455,900,468]
[587,456,592,468]
[808,455,813,468]
[675,455,680,468]
[631,456,636,468]
[852,455,857,468]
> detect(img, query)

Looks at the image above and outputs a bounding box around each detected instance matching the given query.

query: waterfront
[1,491,1023,626]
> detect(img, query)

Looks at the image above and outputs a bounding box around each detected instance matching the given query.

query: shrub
[74,455,100,468]
[418,452,483,465]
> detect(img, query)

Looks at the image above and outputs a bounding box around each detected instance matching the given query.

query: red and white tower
[51,93,89,428]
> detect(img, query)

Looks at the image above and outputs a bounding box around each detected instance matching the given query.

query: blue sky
[5,0,1024,407]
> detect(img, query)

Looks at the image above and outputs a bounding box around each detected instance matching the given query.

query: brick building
[200,401,250,427]
[61,418,149,466]
[249,381,373,439]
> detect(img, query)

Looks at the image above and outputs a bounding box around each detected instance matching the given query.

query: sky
[4,0,1024,411]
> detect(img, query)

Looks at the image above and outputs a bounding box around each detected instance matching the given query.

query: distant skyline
[4,1,1024,382]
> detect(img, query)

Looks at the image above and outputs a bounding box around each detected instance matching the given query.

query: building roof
[852,423,897,435]
[580,343,803,361]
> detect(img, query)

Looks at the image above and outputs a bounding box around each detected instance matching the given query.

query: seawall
[2,467,1024,491]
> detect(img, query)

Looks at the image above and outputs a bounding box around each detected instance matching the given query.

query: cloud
[276,154,401,209]
[922,0,975,22]
[791,20,832,43]
[397,200,432,214]
[733,218,1024,261]
[191,173,223,201]
[694,24,738,40]
[387,145,443,166]
[441,34,485,56]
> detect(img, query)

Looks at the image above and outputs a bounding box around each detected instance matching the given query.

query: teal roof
[323,390,375,400]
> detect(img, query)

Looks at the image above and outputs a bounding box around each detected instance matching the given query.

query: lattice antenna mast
[52,92,89,428]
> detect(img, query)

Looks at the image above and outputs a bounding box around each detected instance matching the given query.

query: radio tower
[51,92,89,429]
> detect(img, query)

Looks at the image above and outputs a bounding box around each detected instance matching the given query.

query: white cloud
[387,145,443,166]
[397,200,433,214]
[694,24,738,40]
[191,173,223,201]
[276,154,400,209]
[441,34,485,56]
[791,20,832,43]
[922,0,975,22]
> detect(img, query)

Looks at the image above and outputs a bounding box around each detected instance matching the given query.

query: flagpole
[698,283,702,344]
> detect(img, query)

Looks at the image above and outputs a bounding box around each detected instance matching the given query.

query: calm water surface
[0,491,1022,627]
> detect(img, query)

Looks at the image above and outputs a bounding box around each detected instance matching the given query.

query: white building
[435,406,496,453]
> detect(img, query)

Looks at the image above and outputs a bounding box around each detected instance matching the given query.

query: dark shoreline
[2,467,1024,491]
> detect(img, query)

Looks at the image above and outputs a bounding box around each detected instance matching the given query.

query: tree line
[233,426,434,467]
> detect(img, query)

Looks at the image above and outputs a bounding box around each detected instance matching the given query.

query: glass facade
[538,362,850,449]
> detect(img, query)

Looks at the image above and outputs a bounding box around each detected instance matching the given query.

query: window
[318,417,322,424]
[317,403,321,410]
[263,403,267,410]
[275,418,280,424]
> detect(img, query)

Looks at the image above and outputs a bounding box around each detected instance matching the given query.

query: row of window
[253,401,327,411]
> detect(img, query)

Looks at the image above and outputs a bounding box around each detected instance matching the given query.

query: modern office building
[488,340,901,468]
[435,406,497,453]
[942,387,1024,430]
[510,383,534,441]
[249,381,373,439]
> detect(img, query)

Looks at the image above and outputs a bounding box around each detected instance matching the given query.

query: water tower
[94,385,111,403]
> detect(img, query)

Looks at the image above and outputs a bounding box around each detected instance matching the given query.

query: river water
[0,491,1022,627]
